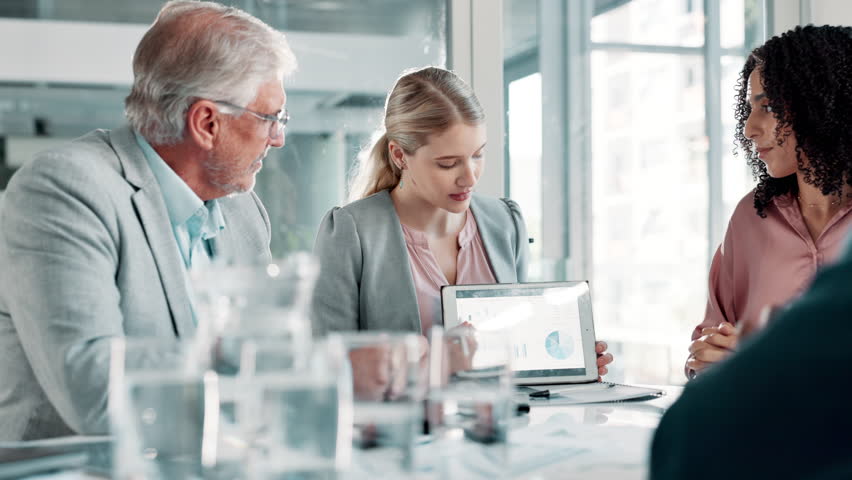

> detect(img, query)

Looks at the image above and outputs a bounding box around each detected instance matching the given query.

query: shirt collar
[457,210,476,247]
[400,210,475,248]
[134,131,225,235]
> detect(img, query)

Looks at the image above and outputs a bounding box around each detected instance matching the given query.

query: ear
[388,140,406,170]
[185,100,220,151]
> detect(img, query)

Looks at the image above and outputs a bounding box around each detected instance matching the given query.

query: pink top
[694,190,852,340]
[400,210,497,336]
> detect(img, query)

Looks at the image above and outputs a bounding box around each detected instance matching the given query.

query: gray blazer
[311,189,529,336]
[0,126,271,440]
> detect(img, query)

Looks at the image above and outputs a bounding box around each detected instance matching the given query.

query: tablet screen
[444,282,596,381]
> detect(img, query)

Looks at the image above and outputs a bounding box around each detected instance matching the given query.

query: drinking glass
[190,253,320,468]
[191,252,320,372]
[426,325,513,478]
[238,336,352,479]
[109,337,219,480]
[332,332,427,478]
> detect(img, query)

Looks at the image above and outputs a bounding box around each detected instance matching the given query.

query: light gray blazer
[0,126,271,440]
[311,189,529,336]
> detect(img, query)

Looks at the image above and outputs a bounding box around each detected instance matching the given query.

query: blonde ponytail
[347,132,401,203]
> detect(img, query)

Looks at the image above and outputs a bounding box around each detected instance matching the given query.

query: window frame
[480,0,768,280]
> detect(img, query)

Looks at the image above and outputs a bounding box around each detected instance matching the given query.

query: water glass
[332,332,427,478]
[109,337,219,480]
[426,325,513,478]
[190,252,320,373]
[190,253,320,469]
[238,336,352,479]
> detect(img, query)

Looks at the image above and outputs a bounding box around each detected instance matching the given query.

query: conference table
[6,385,682,479]
[511,385,681,479]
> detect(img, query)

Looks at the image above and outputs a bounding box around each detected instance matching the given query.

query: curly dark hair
[733,25,852,217]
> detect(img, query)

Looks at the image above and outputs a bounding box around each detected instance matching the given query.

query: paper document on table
[519,382,664,405]
[415,420,595,479]
[414,412,655,479]
[511,412,654,478]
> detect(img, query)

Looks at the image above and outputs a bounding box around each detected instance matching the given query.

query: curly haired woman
[686,25,852,378]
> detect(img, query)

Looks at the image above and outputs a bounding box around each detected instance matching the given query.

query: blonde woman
[312,67,613,377]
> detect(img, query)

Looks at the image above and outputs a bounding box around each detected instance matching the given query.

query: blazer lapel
[211,196,270,264]
[111,127,196,338]
[377,191,422,332]
[470,196,517,283]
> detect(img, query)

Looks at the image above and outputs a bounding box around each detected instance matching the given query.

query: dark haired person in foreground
[686,24,852,378]
[652,237,852,479]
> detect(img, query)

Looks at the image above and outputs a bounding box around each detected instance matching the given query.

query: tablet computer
[441,281,598,385]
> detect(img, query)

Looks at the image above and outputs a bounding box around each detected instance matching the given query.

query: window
[592,0,704,47]
[592,50,708,384]
[507,73,544,276]
[503,0,763,384]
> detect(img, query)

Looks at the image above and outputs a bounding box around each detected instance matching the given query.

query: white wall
[0,18,442,137]
[811,0,852,25]
[771,0,852,35]
[771,0,802,34]
[6,137,74,168]
[0,18,441,94]
[449,0,505,198]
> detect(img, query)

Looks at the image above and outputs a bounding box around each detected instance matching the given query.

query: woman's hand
[686,321,739,375]
[446,322,478,373]
[595,340,614,379]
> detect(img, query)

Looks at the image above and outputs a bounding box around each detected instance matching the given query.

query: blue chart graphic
[545,331,574,360]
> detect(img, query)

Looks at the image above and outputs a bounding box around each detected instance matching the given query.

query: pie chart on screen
[545,330,574,360]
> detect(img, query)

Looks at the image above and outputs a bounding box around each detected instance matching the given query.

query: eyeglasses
[212,100,289,140]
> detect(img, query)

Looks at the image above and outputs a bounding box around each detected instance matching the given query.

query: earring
[398,178,404,190]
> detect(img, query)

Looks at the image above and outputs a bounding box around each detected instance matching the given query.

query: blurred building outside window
[504,0,762,384]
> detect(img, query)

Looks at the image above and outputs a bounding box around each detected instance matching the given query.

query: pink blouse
[694,190,852,340]
[400,210,497,336]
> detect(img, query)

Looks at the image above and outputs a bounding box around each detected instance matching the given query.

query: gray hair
[125,0,297,145]
[347,66,485,203]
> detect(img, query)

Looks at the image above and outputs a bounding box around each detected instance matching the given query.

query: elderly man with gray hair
[0,1,296,440]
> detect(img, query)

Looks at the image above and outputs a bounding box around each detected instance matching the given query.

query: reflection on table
[416,385,681,480]
[1,386,681,479]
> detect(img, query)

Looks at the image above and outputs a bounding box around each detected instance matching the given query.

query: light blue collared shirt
[134,131,225,268]
[135,131,225,323]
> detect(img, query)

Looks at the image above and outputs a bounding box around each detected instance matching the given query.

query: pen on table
[529,389,554,399]
[528,383,615,399]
